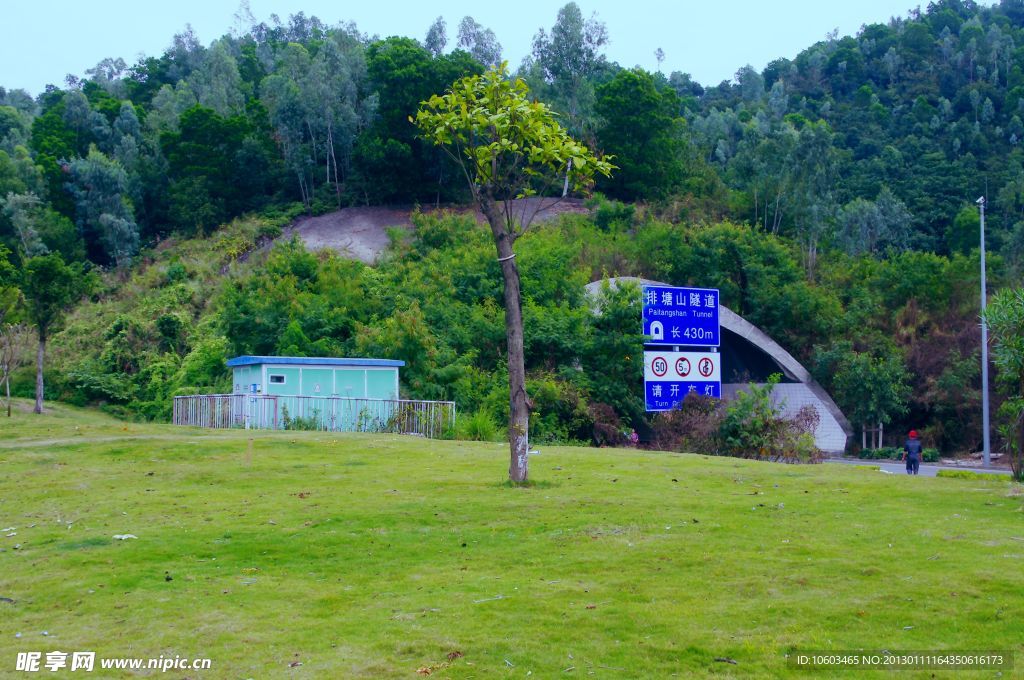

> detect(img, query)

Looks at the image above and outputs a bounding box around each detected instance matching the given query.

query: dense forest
[2,0,1023,454]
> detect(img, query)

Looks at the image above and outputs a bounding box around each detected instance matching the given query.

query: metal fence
[172,394,455,439]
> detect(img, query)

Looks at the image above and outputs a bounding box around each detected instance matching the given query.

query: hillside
[2,2,1024,455]
[284,198,588,263]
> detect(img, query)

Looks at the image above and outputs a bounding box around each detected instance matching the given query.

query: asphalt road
[826,458,1011,477]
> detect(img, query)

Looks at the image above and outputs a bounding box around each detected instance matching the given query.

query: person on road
[902,430,922,475]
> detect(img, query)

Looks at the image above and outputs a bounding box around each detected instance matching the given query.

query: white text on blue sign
[642,285,720,347]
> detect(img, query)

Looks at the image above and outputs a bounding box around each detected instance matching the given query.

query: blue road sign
[643,350,722,411]
[642,285,720,347]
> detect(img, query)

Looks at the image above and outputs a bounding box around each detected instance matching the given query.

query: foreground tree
[987,287,1024,481]
[414,64,612,481]
[21,253,85,414]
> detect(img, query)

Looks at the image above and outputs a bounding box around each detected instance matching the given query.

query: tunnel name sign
[641,285,720,346]
[642,285,721,412]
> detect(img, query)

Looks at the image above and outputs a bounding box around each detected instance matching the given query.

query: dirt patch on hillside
[282,197,588,264]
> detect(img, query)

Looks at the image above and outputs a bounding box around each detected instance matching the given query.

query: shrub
[456,409,503,442]
[857,446,902,460]
[281,405,321,431]
[649,379,821,463]
[857,446,939,462]
[936,469,992,480]
[717,376,822,463]
[589,402,623,447]
[527,375,593,445]
[586,193,636,232]
[165,261,188,284]
[649,393,723,453]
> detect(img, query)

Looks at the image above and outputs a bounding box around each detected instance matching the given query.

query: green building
[227,355,404,399]
[175,355,452,437]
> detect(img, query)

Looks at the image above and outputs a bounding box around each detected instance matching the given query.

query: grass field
[1,401,1023,678]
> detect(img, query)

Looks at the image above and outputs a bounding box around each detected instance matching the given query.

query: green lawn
[1,401,1022,678]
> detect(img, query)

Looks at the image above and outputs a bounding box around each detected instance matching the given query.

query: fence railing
[172,394,455,439]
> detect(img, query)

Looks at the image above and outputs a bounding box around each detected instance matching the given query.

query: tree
[0,323,30,417]
[189,40,247,115]
[456,16,502,68]
[2,192,49,256]
[161,105,262,230]
[836,188,913,256]
[0,242,19,325]
[986,287,1024,480]
[356,37,482,203]
[414,64,612,481]
[946,204,980,255]
[528,3,609,137]
[788,120,838,277]
[0,192,83,263]
[818,342,911,449]
[66,147,139,266]
[21,253,85,414]
[425,17,448,57]
[595,68,687,200]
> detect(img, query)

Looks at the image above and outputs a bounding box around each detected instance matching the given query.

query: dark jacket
[904,438,922,460]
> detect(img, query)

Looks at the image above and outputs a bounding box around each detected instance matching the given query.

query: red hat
[909,430,918,439]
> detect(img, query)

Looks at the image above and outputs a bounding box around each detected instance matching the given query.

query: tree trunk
[5,372,10,417]
[34,332,44,415]
[481,199,530,482]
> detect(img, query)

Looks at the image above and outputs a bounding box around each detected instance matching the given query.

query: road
[826,457,1011,477]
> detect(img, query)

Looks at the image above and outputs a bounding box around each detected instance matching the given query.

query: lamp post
[977,196,991,468]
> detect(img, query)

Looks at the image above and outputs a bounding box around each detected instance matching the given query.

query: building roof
[227,355,405,368]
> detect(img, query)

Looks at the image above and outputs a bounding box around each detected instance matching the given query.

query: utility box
[226,356,404,400]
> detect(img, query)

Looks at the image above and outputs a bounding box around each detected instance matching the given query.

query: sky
[0,1,991,96]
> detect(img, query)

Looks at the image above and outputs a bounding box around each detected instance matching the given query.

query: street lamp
[977,196,991,468]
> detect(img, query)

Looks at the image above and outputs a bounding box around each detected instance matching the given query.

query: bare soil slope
[282,197,588,263]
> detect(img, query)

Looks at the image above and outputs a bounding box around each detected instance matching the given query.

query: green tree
[986,287,1024,480]
[527,3,609,138]
[357,37,482,203]
[817,342,911,449]
[66,147,139,265]
[595,68,687,200]
[414,64,612,481]
[21,253,87,414]
[946,204,980,255]
[161,105,264,232]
